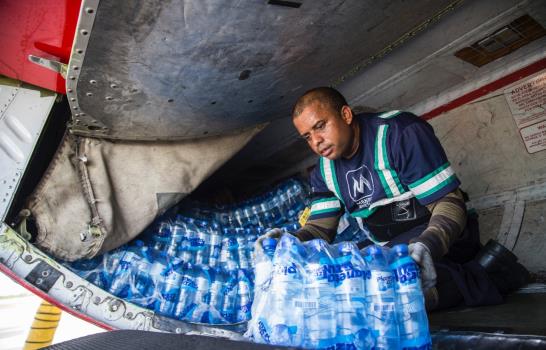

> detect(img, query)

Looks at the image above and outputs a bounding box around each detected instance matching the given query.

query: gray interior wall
[428,70,546,275]
[429,86,546,198]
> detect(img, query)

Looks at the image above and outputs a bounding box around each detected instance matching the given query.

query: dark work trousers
[366,212,503,310]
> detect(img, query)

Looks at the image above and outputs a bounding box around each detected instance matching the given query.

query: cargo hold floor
[429,287,546,336]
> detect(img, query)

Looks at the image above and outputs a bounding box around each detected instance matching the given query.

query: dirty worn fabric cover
[27,127,263,261]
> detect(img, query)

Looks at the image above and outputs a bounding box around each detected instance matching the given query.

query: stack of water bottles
[66,178,309,325]
[248,234,432,350]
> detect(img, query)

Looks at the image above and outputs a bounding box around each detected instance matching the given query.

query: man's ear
[340,105,354,125]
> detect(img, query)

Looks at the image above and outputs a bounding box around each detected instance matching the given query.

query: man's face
[293,101,354,160]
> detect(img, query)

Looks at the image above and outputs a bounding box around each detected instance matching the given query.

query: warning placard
[519,120,546,154]
[504,71,546,128]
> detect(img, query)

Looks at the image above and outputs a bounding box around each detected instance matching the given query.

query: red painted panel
[0,0,82,94]
[421,58,546,120]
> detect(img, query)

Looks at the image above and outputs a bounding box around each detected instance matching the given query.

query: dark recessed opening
[454,14,546,67]
[238,69,252,80]
[211,101,216,105]
[167,98,174,103]
[247,100,253,104]
[88,125,102,131]
[268,0,302,8]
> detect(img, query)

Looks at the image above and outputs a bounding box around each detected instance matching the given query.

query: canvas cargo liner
[25,127,263,261]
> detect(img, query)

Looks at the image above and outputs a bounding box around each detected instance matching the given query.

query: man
[262,87,529,310]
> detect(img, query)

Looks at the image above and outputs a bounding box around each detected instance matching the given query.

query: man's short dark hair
[292,87,349,119]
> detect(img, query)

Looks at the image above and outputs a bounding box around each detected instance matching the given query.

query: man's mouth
[319,146,333,157]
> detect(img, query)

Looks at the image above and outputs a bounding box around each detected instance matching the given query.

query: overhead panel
[67,0,458,140]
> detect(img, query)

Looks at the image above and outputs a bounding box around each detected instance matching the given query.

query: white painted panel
[0,81,56,220]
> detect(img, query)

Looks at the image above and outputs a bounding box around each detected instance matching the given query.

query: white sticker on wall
[519,120,546,154]
[504,71,546,129]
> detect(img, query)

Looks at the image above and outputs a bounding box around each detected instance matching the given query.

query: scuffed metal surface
[72,0,457,140]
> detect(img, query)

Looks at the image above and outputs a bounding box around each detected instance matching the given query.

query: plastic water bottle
[236,269,253,322]
[267,194,285,225]
[391,244,432,350]
[208,267,227,324]
[156,263,183,317]
[174,262,197,319]
[208,222,223,268]
[187,265,212,323]
[336,242,374,350]
[69,255,108,289]
[254,238,277,290]
[178,218,197,264]
[150,221,171,256]
[108,240,149,298]
[264,234,306,346]
[220,228,239,271]
[148,252,169,305]
[221,269,239,323]
[303,239,337,349]
[246,227,259,268]
[194,219,211,265]
[102,247,127,289]
[166,219,185,258]
[236,228,250,270]
[132,251,154,307]
[364,245,400,350]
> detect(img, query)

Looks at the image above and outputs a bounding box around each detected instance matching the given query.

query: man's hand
[254,228,284,255]
[408,242,437,291]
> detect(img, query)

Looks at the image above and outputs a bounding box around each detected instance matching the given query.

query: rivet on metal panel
[24,255,32,262]
[110,84,118,89]
[80,29,89,36]
[69,76,76,80]
[126,312,133,319]
[109,300,121,312]
[66,281,73,288]
[85,7,94,14]
[74,113,80,117]
[175,328,182,334]
[86,92,93,96]
[105,96,113,101]
[76,49,84,54]
[73,66,79,71]
[73,106,79,110]
[89,80,97,85]
[70,98,76,102]
[93,297,101,304]
[67,88,73,93]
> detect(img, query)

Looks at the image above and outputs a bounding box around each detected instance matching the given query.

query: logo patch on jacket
[391,199,417,222]
[346,165,374,206]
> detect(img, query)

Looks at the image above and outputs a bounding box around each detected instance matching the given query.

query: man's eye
[302,135,310,141]
[316,122,325,130]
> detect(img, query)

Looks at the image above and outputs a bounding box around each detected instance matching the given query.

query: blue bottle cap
[308,238,327,251]
[392,243,409,256]
[365,245,383,257]
[338,241,355,254]
[261,238,277,249]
